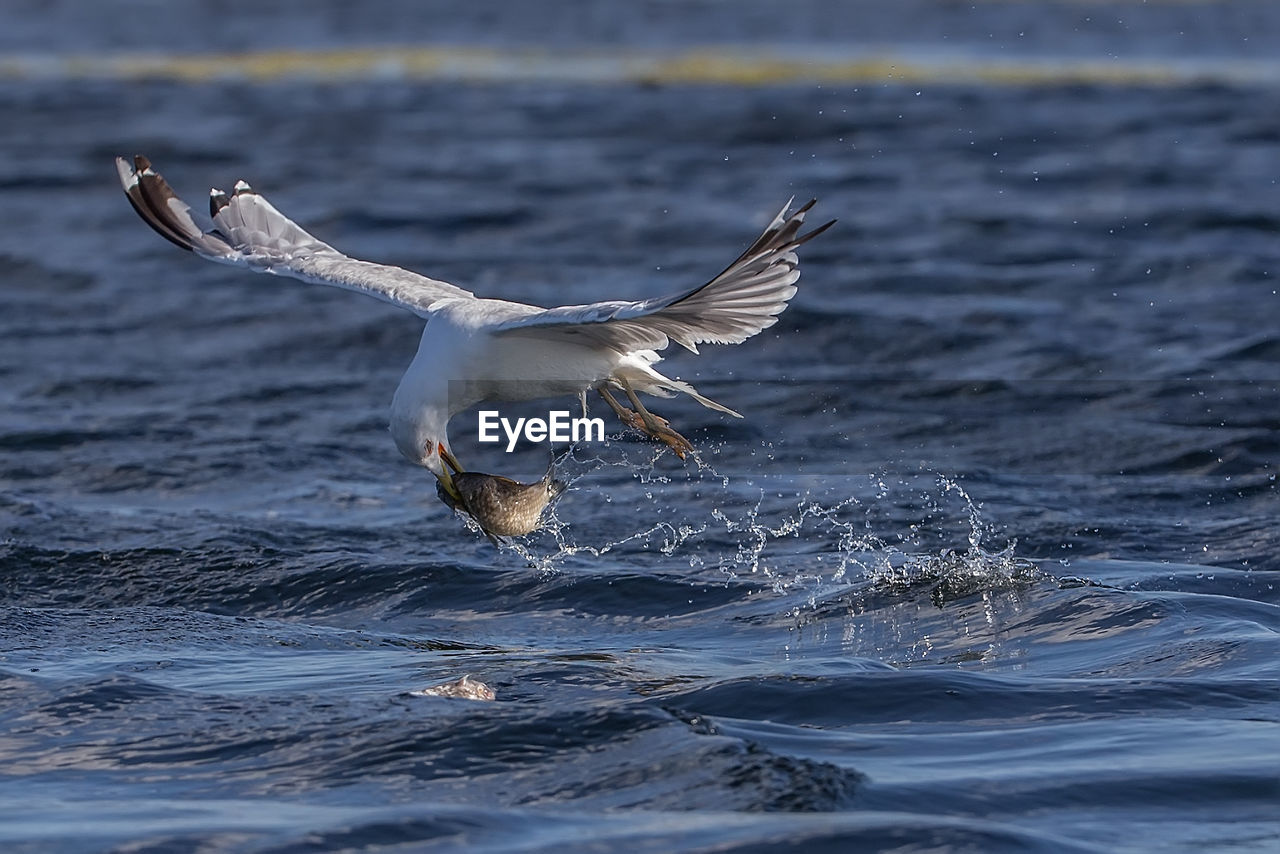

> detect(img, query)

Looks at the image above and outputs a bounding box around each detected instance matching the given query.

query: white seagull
[116,155,833,507]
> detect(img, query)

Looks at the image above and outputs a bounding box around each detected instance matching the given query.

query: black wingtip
[117,154,200,253]
[797,218,836,245]
[209,188,230,218]
[794,198,818,216]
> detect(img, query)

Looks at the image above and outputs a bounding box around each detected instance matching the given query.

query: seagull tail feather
[668,378,743,418]
[619,364,743,418]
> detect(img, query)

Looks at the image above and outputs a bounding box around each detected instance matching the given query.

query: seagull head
[389,404,463,502]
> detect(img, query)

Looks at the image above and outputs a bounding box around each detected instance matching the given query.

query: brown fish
[437,463,565,539]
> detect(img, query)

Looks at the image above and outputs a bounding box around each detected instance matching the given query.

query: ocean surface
[2,2,1278,851]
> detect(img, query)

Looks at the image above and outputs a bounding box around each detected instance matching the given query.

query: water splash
[500,436,712,572]
[490,438,1038,605]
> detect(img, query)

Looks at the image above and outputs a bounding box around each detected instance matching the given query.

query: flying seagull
[115,155,833,508]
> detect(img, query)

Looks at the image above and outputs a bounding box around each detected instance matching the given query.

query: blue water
[2,2,1279,852]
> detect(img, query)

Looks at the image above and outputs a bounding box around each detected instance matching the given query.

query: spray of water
[490,436,1041,604]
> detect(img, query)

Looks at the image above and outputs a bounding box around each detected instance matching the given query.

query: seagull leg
[597,387,651,445]
[601,378,694,459]
[598,385,641,428]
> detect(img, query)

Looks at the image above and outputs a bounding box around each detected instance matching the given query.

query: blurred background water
[1,1,1278,851]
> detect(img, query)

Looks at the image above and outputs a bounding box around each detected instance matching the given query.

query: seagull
[115,155,833,507]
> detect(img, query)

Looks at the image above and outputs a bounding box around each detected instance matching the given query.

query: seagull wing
[490,199,833,353]
[116,156,474,317]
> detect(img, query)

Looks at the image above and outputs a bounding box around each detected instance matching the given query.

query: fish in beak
[437,457,565,540]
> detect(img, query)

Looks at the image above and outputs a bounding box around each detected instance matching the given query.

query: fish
[410,674,496,701]
[437,460,565,540]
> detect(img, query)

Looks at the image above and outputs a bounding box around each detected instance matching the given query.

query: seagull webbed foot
[628,409,695,459]
[599,385,694,459]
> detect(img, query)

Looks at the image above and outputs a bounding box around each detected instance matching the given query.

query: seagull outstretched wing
[116,155,474,317]
[490,199,834,353]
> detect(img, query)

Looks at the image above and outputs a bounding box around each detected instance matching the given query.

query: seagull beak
[435,442,464,502]
[439,443,463,474]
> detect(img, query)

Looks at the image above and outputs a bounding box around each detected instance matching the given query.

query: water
[2,2,1279,851]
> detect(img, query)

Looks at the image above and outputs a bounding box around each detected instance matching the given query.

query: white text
[477,410,605,452]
